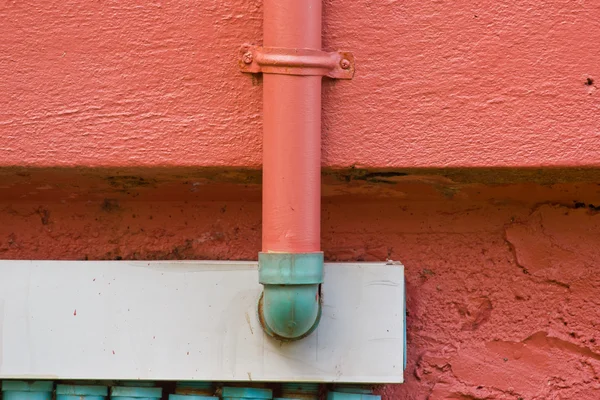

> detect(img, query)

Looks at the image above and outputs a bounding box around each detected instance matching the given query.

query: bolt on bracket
[239,44,355,79]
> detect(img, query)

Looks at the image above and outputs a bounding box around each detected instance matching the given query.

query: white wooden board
[0,261,404,383]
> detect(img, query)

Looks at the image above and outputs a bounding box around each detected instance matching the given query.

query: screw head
[340,58,351,70]
[242,51,253,64]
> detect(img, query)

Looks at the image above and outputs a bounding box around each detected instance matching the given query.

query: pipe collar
[258,252,324,341]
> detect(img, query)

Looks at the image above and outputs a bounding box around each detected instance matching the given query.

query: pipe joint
[258,252,324,341]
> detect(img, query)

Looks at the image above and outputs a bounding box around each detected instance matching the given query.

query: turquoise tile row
[1,382,381,400]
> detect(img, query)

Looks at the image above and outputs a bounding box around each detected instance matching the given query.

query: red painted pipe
[258,0,324,341]
[262,0,322,254]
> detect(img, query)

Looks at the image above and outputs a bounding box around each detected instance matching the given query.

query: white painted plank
[0,261,404,383]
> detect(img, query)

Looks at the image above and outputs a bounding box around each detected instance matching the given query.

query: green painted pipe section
[1,381,53,400]
[221,387,272,400]
[56,384,108,400]
[258,252,324,341]
[110,385,162,400]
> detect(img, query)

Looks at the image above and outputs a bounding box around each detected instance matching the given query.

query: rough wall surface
[1,172,600,399]
[1,0,599,168]
[2,0,600,398]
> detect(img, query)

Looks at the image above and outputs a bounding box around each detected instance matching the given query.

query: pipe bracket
[239,45,355,79]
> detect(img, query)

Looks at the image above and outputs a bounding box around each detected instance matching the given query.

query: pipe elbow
[259,284,321,340]
[258,252,324,341]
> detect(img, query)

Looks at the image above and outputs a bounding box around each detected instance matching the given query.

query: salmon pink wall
[1,0,599,168]
[2,0,600,398]
[2,171,600,398]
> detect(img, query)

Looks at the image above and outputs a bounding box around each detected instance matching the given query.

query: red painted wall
[2,171,600,398]
[1,1,599,168]
[2,0,600,398]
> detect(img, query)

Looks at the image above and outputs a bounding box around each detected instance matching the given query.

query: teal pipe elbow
[258,252,324,341]
[260,284,321,340]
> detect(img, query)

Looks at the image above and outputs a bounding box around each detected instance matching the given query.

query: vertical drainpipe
[258,0,324,340]
[241,0,353,340]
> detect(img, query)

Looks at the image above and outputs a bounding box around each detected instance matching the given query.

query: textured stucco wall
[2,0,600,398]
[1,0,599,168]
[1,171,600,399]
